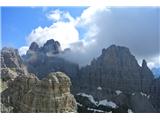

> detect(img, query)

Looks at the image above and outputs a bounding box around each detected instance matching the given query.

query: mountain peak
[142,59,147,68]
[102,44,130,56]
[43,39,61,54]
[29,42,39,51]
[1,47,25,69]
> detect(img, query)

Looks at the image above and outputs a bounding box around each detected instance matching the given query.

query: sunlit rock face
[19,72,77,113]
[1,47,23,69]
[1,46,77,113]
[1,72,77,113]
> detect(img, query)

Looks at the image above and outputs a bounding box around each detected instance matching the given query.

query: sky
[1,7,86,48]
[1,7,160,69]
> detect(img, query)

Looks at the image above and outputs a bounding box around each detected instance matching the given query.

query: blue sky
[1,7,86,48]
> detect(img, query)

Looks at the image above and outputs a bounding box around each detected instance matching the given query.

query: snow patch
[77,93,98,105]
[140,92,147,97]
[76,102,83,107]
[87,107,104,113]
[97,86,102,90]
[98,99,118,108]
[132,93,135,96]
[128,109,133,113]
[115,90,122,95]
[140,92,150,99]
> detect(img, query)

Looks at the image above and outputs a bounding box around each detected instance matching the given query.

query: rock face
[29,42,39,51]
[1,47,29,108]
[1,47,77,113]
[1,41,158,113]
[1,72,77,113]
[130,93,156,113]
[141,60,154,93]
[43,39,61,54]
[78,45,154,95]
[1,48,28,73]
[1,73,39,112]
[150,77,160,112]
[20,72,77,112]
[23,39,79,83]
[1,47,23,69]
[27,39,61,55]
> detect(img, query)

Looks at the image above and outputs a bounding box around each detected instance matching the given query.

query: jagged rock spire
[43,39,61,54]
[29,42,39,51]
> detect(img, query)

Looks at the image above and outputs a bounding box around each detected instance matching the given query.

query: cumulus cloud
[19,7,160,69]
[18,46,29,55]
[46,9,75,23]
[26,22,79,49]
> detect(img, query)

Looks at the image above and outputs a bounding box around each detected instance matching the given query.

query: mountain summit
[79,45,154,94]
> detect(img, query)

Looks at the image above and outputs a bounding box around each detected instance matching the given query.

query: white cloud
[26,9,79,50]
[46,9,75,23]
[47,9,62,21]
[146,55,160,69]
[26,22,79,50]
[76,6,110,26]
[18,46,29,55]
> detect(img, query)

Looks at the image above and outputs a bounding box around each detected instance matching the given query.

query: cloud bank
[19,7,160,69]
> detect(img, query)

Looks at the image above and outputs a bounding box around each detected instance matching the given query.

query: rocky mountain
[1,40,159,113]
[1,47,29,94]
[78,45,154,95]
[1,47,28,75]
[150,77,160,112]
[23,39,79,88]
[74,45,157,113]
[1,47,77,113]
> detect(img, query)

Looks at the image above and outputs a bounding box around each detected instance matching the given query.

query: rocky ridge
[78,45,154,95]
[1,47,77,113]
[1,39,159,113]
[23,39,79,85]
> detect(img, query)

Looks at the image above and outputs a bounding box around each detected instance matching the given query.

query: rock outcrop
[1,73,39,112]
[78,45,154,95]
[150,77,160,112]
[1,41,158,113]
[141,60,154,93]
[1,72,77,113]
[20,72,77,112]
[1,47,77,113]
[1,47,28,77]
[1,48,27,73]
[23,39,79,89]
[130,92,156,113]
[1,47,29,105]
[27,39,61,55]
[43,39,61,54]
